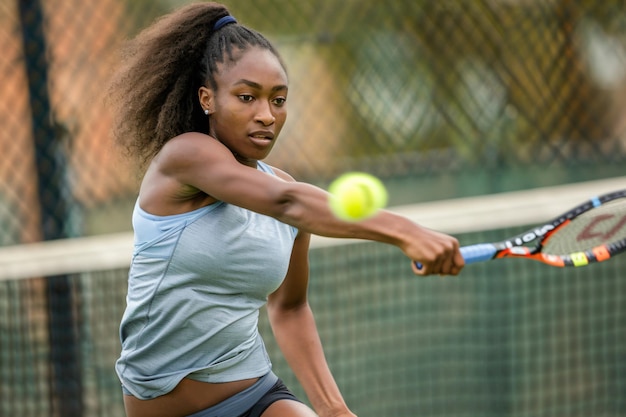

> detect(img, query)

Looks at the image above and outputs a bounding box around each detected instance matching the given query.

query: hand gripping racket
[417,189,626,269]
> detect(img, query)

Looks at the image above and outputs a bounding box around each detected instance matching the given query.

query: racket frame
[460,189,626,267]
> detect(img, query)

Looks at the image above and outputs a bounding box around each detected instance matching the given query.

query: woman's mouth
[249,131,274,146]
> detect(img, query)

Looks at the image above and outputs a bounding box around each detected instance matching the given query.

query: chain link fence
[2,0,626,245]
[1,2,626,416]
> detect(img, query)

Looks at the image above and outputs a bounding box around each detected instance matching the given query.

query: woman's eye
[273,97,286,106]
[239,95,254,102]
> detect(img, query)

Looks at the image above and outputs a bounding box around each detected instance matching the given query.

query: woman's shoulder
[261,163,294,182]
[164,132,216,150]
[157,132,227,164]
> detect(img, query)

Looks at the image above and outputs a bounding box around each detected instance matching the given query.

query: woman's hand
[404,225,464,276]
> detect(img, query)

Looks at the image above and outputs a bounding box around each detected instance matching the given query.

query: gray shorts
[187,371,302,417]
[122,372,302,417]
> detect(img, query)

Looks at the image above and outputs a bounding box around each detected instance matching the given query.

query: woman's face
[203,47,288,167]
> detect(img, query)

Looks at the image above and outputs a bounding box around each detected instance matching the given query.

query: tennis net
[0,177,624,417]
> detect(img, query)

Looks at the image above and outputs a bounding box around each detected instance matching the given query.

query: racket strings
[541,198,626,255]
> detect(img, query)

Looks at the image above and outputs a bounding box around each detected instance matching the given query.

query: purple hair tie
[213,15,237,31]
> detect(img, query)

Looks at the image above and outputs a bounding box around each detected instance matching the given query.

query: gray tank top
[115,161,297,399]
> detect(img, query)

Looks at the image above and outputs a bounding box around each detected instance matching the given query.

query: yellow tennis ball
[328,172,388,221]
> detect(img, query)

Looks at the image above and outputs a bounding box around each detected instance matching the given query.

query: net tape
[1,176,624,281]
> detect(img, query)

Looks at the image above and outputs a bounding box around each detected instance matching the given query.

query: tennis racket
[417,188,626,268]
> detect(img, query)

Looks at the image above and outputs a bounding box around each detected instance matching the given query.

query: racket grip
[414,243,497,270]
[459,244,497,264]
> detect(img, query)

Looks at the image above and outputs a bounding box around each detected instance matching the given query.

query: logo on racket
[504,224,554,248]
[577,214,626,242]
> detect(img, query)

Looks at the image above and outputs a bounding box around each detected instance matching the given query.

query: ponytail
[108,2,285,167]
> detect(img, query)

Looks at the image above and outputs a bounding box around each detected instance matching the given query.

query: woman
[108,3,463,417]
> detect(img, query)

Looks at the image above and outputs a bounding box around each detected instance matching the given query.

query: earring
[204,109,209,115]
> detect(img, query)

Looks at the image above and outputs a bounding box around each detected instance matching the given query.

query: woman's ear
[198,86,215,115]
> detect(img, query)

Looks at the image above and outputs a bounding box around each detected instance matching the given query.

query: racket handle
[459,244,497,264]
[414,243,497,270]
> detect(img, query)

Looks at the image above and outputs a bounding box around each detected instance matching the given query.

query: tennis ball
[328,172,388,221]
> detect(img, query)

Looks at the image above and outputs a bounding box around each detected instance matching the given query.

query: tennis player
[108,3,463,417]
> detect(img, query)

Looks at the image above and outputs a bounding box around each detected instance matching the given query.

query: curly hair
[107,2,285,167]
